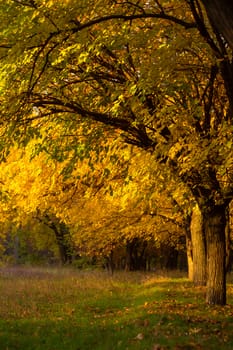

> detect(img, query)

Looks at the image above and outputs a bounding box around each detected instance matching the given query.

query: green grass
[0,267,233,349]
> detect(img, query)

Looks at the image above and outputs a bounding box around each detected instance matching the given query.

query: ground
[0,267,233,349]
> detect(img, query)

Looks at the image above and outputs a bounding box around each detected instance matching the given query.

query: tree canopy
[0,0,233,304]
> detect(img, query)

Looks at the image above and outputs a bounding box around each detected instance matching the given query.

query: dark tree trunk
[204,204,227,305]
[125,239,147,271]
[125,241,134,271]
[55,222,73,265]
[36,214,73,265]
[137,241,148,271]
[201,0,233,50]
[190,204,206,286]
[165,248,178,270]
[13,234,20,265]
[104,250,115,275]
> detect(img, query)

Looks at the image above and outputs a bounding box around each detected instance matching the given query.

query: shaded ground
[0,267,233,349]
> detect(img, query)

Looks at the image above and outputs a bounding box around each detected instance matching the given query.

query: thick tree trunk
[205,204,227,305]
[184,216,193,280]
[190,204,206,286]
[125,241,134,271]
[225,206,232,271]
[55,222,73,265]
[186,234,193,281]
[37,214,73,265]
[201,0,233,50]
[48,219,73,265]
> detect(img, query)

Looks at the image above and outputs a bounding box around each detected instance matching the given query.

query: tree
[200,0,233,50]
[36,214,73,265]
[0,135,186,269]
[190,204,206,286]
[1,0,233,304]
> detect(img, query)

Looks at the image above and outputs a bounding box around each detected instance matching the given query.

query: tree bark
[205,204,227,305]
[190,204,206,286]
[104,250,115,275]
[225,207,231,271]
[55,222,73,265]
[201,0,233,50]
[125,241,134,271]
[186,233,193,281]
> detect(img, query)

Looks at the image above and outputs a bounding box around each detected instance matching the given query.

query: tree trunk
[186,234,193,281]
[225,206,232,271]
[55,222,73,265]
[36,214,73,265]
[205,204,227,305]
[13,234,20,265]
[47,219,73,265]
[190,204,206,286]
[104,250,115,275]
[125,241,133,271]
[201,0,233,50]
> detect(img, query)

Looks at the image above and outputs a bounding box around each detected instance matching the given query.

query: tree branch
[70,12,197,33]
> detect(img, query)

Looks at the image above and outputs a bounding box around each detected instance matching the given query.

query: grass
[0,267,233,349]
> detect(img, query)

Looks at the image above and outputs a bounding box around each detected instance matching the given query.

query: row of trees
[0,140,186,268]
[0,0,233,304]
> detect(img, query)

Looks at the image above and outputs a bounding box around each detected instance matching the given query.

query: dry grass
[0,266,233,349]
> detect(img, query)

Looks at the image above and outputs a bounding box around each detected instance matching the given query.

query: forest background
[0,0,233,306]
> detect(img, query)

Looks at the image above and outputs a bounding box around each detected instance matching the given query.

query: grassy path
[0,267,233,349]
